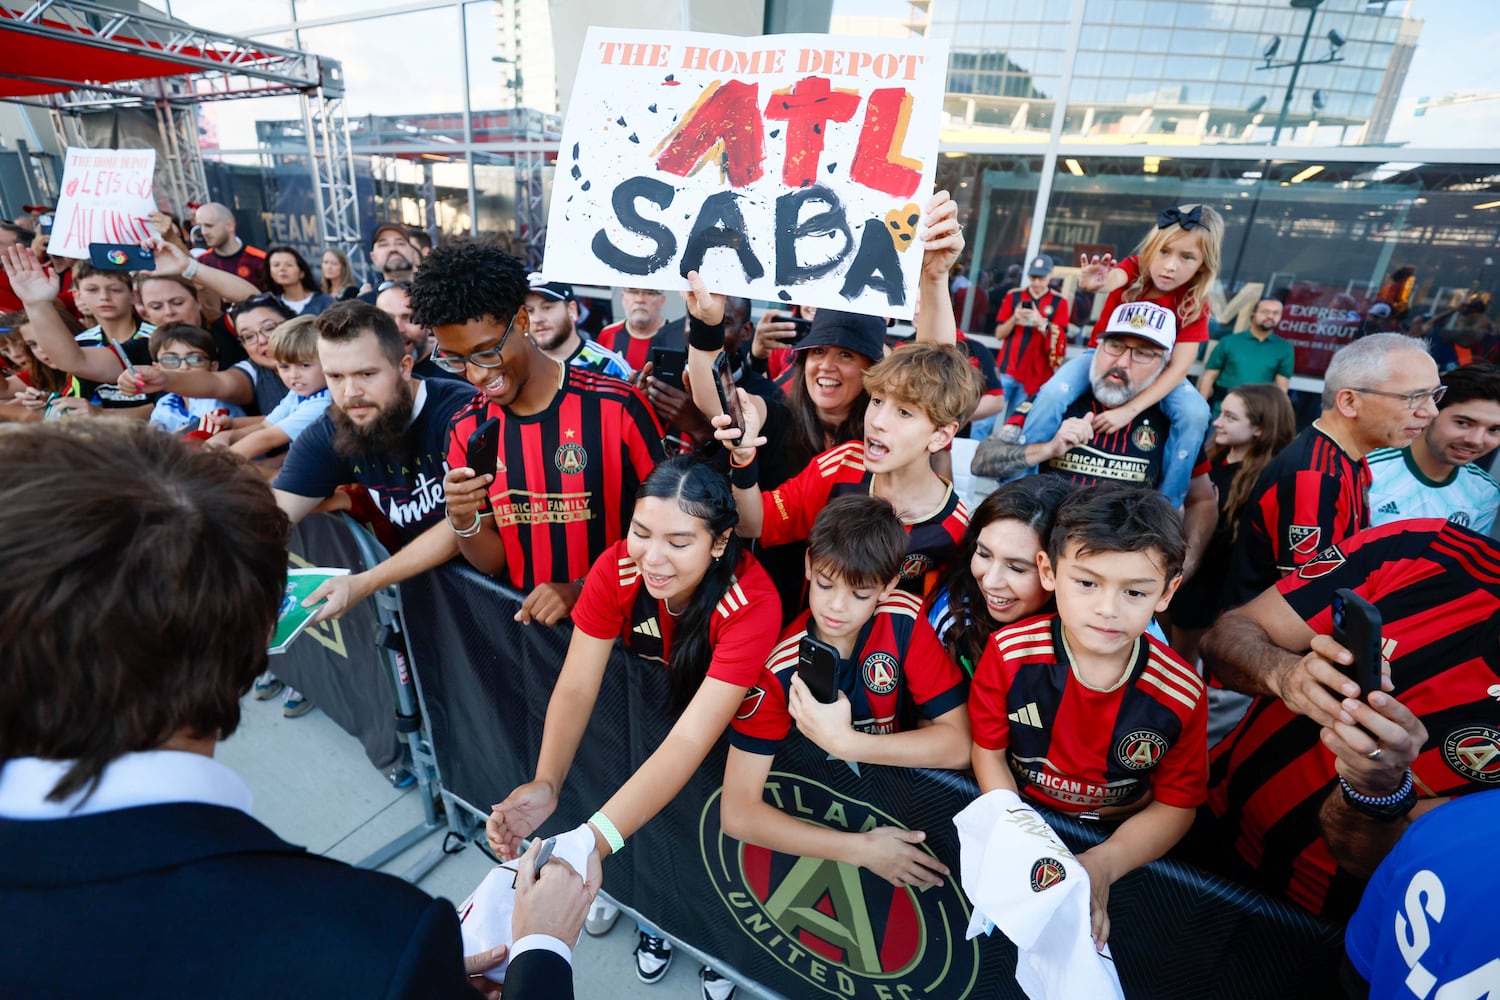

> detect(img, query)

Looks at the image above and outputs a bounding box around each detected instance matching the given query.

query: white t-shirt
[1367,446,1500,535]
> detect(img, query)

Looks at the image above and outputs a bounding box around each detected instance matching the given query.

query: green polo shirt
[1204,330,1295,391]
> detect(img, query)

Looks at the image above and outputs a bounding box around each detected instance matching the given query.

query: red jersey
[994,289,1070,395]
[198,243,267,288]
[447,366,663,591]
[1223,423,1370,609]
[1208,519,1500,919]
[596,318,684,374]
[969,614,1208,813]
[755,440,969,596]
[729,591,969,755]
[572,540,782,688]
[1088,255,1209,346]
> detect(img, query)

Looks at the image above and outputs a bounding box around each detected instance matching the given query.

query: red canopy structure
[0,0,360,256]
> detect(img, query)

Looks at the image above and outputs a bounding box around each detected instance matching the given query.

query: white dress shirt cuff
[509,934,573,966]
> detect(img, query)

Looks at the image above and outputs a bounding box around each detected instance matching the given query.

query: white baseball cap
[1099,301,1177,352]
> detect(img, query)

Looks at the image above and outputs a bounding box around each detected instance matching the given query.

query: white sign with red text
[49,147,160,260]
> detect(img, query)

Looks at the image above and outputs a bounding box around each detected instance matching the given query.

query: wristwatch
[1338,770,1416,821]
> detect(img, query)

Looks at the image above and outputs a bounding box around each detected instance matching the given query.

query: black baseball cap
[796,309,886,362]
[527,272,575,303]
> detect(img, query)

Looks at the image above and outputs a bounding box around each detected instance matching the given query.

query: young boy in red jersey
[726,343,985,599]
[724,494,971,888]
[968,484,1207,949]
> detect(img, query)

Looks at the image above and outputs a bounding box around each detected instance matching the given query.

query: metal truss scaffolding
[0,0,361,259]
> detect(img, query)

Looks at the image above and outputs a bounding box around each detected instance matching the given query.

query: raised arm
[1,246,125,383]
[147,237,259,304]
[915,189,962,346]
[680,269,728,423]
[121,363,255,405]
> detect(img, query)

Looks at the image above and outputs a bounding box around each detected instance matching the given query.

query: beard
[330,379,416,458]
[1090,360,1162,409]
[533,313,575,353]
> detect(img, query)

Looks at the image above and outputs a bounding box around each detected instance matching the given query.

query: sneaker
[634,931,673,984]
[585,899,620,936]
[700,967,736,1000]
[385,765,415,789]
[282,689,313,718]
[252,671,284,700]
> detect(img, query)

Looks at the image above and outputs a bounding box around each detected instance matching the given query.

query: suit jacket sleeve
[505,948,576,1000]
[384,897,474,1000]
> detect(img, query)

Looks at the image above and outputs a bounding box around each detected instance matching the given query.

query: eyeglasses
[1350,385,1448,410]
[1099,338,1165,364]
[432,313,518,374]
[237,324,279,345]
[157,352,210,369]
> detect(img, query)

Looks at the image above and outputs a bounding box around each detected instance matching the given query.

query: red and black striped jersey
[572,540,782,688]
[729,591,969,755]
[446,366,663,591]
[969,614,1208,814]
[1026,393,1209,491]
[595,318,685,374]
[1208,518,1500,919]
[1224,423,1370,609]
[754,440,969,597]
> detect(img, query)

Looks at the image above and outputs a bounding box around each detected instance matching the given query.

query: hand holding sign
[50,148,159,261]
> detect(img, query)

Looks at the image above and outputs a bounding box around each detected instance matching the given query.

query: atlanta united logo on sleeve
[1029,857,1067,892]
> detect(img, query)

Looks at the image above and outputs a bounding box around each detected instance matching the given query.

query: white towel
[954,789,1125,1000]
[457,824,596,984]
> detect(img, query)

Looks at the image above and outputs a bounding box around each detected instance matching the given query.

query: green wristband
[589,810,626,854]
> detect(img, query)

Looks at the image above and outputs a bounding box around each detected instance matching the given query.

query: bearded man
[973,300,1218,576]
[272,300,478,621]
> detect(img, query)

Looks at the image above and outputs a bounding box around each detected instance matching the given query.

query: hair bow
[1157,205,1202,231]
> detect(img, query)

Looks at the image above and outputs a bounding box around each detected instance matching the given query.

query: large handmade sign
[49,147,160,259]
[543,29,949,320]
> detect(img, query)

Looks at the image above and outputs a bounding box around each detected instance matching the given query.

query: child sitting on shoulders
[722,494,971,889]
[968,484,1207,949]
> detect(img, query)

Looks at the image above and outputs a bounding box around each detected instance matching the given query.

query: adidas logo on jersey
[1008,703,1043,728]
[633,617,661,639]
[1378,501,1400,515]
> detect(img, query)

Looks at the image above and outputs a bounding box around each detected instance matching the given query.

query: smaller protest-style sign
[49,147,160,260]
[543,28,949,320]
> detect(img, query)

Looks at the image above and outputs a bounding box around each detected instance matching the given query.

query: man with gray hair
[1222,332,1441,609]
[192,202,266,287]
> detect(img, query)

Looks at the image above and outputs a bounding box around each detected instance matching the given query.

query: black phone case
[713,354,742,432]
[797,636,839,704]
[650,349,686,390]
[1331,588,1382,697]
[466,417,501,484]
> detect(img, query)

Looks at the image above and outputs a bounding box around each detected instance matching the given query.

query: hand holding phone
[712,352,743,436]
[649,348,687,391]
[465,417,501,509]
[88,242,156,272]
[1330,588,1383,698]
[797,636,839,704]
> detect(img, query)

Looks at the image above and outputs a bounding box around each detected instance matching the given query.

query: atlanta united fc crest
[555,442,588,474]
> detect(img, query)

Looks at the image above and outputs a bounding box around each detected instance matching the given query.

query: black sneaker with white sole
[634,931,673,984]
[700,966,736,1000]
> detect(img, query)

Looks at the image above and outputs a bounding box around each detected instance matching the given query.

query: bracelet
[445,508,485,537]
[182,259,201,282]
[588,810,626,854]
[1339,770,1416,821]
[730,456,759,489]
[687,314,726,352]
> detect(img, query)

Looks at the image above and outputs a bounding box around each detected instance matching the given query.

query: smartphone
[797,635,839,704]
[787,316,814,346]
[712,352,743,436]
[1330,588,1383,697]
[88,242,155,272]
[465,417,501,506]
[650,348,687,390]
